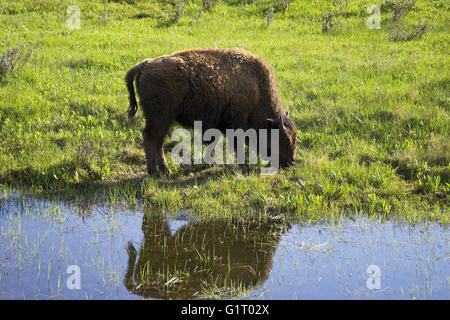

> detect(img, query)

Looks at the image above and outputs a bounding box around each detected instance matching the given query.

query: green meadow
[0,0,448,223]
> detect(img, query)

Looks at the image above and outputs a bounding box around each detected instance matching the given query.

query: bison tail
[125,63,142,118]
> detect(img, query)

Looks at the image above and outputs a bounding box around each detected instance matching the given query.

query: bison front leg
[142,123,171,176]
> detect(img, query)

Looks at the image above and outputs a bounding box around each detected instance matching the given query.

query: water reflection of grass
[272,217,447,299]
[0,197,126,298]
[1,195,448,299]
[0,195,292,299]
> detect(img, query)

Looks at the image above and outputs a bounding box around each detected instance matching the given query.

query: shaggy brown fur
[125,48,297,175]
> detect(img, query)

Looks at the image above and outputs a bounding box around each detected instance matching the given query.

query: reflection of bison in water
[124,211,289,299]
[125,48,297,175]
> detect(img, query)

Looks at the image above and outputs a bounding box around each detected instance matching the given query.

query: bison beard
[125,48,297,175]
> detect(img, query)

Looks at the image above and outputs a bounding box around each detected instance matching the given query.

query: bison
[125,48,297,175]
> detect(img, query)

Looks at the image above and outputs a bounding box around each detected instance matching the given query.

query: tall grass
[0,47,33,81]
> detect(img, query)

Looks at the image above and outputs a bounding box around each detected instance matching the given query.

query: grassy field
[0,0,448,223]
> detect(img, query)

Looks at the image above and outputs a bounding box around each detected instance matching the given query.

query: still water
[0,195,448,299]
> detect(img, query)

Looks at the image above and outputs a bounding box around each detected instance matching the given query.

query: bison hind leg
[142,118,173,176]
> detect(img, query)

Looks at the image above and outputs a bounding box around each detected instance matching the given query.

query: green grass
[0,0,448,223]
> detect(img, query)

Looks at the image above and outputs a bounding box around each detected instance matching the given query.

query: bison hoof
[147,169,161,177]
[147,165,171,177]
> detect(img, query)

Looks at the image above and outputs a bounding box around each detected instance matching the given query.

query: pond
[0,194,448,299]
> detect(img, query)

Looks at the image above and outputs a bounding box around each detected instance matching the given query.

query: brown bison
[125,48,297,175]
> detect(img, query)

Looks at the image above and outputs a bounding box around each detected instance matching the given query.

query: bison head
[267,112,297,168]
